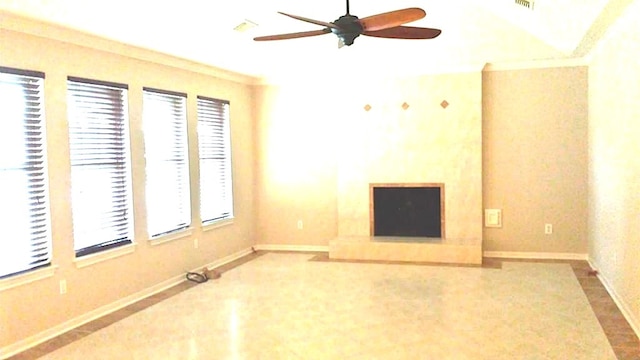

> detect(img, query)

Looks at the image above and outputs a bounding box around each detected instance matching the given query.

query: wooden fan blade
[359,8,426,32]
[363,26,441,39]
[278,12,339,29]
[254,28,332,41]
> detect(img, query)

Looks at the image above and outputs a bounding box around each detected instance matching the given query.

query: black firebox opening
[373,187,441,237]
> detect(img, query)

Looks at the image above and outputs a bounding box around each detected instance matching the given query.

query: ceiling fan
[253,0,442,47]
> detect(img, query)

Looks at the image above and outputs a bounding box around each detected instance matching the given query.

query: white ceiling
[0,0,633,80]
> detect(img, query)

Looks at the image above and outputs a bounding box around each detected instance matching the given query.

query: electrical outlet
[59,279,67,294]
[194,238,199,249]
[545,224,553,235]
[297,220,303,230]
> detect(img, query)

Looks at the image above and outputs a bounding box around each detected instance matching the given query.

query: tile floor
[8,252,640,360]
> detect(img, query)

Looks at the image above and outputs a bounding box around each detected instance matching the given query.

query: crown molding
[483,57,589,72]
[0,10,260,85]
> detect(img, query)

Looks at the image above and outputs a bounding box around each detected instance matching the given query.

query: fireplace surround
[331,73,482,264]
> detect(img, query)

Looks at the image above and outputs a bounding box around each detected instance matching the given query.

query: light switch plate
[485,209,502,228]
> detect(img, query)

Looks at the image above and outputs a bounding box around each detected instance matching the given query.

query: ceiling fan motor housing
[332,14,363,46]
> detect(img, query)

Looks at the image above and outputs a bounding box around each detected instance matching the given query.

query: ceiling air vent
[515,0,535,10]
[233,20,258,32]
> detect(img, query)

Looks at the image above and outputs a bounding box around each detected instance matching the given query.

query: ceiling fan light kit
[254,0,441,47]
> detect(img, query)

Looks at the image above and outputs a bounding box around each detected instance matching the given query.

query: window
[143,88,191,238]
[197,96,233,224]
[0,67,52,278]
[67,78,134,257]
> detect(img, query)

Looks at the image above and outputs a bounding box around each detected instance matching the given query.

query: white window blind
[67,77,134,257]
[143,88,191,237]
[0,67,52,278]
[197,96,233,224]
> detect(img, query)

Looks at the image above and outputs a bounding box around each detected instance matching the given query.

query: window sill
[203,218,234,232]
[149,228,193,246]
[74,243,137,269]
[0,265,59,292]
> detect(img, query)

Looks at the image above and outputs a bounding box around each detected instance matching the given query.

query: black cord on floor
[186,272,208,283]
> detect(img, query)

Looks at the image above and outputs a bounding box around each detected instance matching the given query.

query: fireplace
[370,183,445,238]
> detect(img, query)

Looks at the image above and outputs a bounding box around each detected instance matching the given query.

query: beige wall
[588,0,640,333]
[255,73,483,248]
[0,20,256,349]
[254,85,339,246]
[482,66,589,254]
[255,67,589,255]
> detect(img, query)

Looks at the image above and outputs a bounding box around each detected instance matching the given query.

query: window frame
[142,87,192,239]
[0,66,53,279]
[66,76,135,258]
[196,95,234,226]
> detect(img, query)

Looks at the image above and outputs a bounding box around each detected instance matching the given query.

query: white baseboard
[588,257,640,339]
[254,244,329,252]
[204,247,255,270]
[483,251,588,260]
[1,246,254,360]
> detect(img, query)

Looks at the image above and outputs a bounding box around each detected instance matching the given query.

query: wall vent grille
[515,0,535,10]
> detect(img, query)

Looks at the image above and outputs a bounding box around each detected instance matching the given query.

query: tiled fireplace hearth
[328,236,482,264]
[330,183,482,265]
